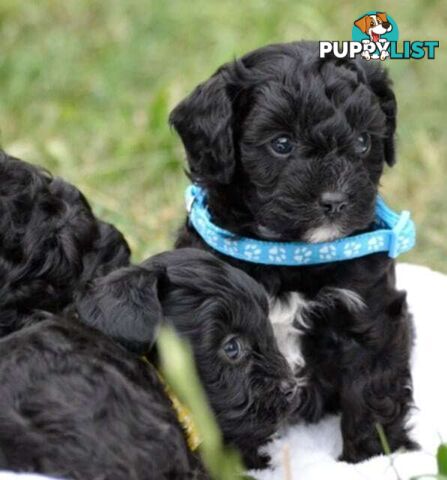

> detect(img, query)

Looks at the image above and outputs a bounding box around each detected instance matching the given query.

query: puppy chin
[303,224,344,243]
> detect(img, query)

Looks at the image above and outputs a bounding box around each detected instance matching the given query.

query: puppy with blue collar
[170,41,418,463]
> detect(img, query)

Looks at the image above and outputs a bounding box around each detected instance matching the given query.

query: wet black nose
[319,192,348,215]
[382,21,390,28]
[280,380,298,403]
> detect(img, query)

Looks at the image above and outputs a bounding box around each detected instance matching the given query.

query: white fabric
[252,263,447,480]
[1,263,446,480]
[0,476,61,479]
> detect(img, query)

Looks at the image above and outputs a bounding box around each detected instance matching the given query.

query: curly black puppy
[0,150,130,336]
[170,42,416,462]
[0,250,296,477]
[77,248,297,469]
[0,315,205,480]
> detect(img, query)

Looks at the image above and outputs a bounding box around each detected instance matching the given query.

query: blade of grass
[376,423,392,456]
[375,423,402,480]
[157,326,246,480]
[437,444,447,476]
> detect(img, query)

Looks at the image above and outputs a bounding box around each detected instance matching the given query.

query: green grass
[0,0,445,270]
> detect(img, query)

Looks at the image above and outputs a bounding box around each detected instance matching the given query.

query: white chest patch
[268,288,365,378]
[304,225,343,243]
[269,292,309,377]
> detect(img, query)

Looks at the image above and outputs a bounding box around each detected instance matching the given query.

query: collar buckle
[185,185,198,214]
[389,210,411,258]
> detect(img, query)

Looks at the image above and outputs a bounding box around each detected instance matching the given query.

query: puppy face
[76,249,296,459]
[170,42,397,243]
[354,13,392,41]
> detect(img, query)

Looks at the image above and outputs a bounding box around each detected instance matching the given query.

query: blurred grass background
[0,0,445,271]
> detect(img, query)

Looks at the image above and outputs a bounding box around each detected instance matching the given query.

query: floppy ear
[358,62,398,166]
[75,265,166,354]
[169,68,236,184]
[354,15,369,34]
[376,12,388,23]
[370,70,397,166]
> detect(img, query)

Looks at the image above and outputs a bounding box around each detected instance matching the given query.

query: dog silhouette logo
[352,11,398,60]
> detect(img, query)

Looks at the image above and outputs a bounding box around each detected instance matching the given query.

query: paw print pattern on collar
[186,185,416,266]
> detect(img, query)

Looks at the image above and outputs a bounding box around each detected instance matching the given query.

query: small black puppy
[0,150,130,336]
[0,315,205,480]
[0,249,296,478]
[170,42,416,462]
[77,248,297,469]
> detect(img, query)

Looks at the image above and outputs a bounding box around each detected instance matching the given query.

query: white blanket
[1,263,446,480]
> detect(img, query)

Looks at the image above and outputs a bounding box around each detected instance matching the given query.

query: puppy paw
[339,437,419,463]
[338,441,377,463]
[338,448,368,464]
[361,51,371,61]
[380,50,389,61]
[253,453,271,470]
[244,451,271,470]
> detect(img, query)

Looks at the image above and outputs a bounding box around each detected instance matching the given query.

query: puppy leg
[241,448,272,470]
[298,287,417,462]
[339,360,417,463]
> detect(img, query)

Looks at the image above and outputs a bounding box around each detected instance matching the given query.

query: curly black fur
[0,314,206,480]
[170,42,417,462]
[0,150,131,336]
[0,250,296,475]
[75,249,297,469]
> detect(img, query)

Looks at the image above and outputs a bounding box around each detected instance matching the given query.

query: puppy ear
[371,72,397,166]
[169,68,236,184]
[376,12,388,23]
[354,15,369,34]
[360,62,397,166]
[75,265,166,354]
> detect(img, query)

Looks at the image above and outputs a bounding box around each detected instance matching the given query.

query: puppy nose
[319,192,348,215]
[382,21,390,28]
[280,380,298,403]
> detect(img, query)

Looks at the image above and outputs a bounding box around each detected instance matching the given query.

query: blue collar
[185,185,416,266]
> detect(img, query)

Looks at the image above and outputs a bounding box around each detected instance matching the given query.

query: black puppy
[0,249,296,478]
[170,42,416,462]
[0,314,205,480]
[77,248,297,469]
[0,150,130,336]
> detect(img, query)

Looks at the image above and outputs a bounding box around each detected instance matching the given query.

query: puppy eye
[355,133,371,156]
[270,136,293,155]
[222,337,243,361]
